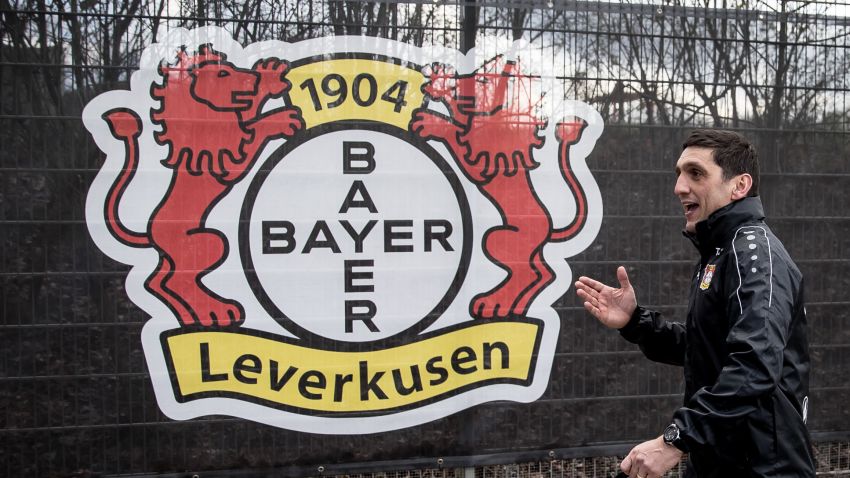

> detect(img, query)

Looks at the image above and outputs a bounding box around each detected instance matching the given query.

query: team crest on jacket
[83,28,604,434]
[700,264,717,290]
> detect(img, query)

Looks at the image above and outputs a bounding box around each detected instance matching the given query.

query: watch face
[664,424,679,442]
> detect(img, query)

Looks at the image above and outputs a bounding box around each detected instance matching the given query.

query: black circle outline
[239,121,473,350]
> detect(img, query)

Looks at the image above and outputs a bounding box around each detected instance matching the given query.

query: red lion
[411,56,589,319]
[101,45,303,326]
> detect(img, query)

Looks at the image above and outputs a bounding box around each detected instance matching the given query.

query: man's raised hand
[575,266,637,330]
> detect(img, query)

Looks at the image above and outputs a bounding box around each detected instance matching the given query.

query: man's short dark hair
[683,129,760,197]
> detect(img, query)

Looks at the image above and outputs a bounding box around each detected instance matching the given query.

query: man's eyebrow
[676,161,706,174]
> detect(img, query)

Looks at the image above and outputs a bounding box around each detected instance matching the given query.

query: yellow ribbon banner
[162,320,541,413]
[286,57,426,130]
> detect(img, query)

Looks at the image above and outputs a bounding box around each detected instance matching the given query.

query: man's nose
[673,175,688,196]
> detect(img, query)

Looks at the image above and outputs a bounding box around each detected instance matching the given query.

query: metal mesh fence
[2,0,850,476]
[248,440,850,478]
[311,440,850,478]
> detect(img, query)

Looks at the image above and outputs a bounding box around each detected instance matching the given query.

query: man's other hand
[575,266,637,329]
[620,436,683,478]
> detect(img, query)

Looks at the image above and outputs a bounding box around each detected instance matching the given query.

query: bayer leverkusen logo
[84,28,604,433]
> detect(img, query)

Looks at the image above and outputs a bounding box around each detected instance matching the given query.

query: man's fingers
[629,450,651,478]
[575,287,594,301]
[577,275,606,292]
[582,301,599,317]
[616,266,632,290]
[620,454,632,475]
[576,289,601,314]
[575,283,600,303]
[577,292,596,312]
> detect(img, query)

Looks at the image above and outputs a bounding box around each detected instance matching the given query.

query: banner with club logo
[84,27,604,434]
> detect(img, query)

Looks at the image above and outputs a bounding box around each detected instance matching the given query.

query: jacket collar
[684,196,766,257]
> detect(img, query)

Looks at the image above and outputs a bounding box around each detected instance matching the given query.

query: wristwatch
[663,423,684,450]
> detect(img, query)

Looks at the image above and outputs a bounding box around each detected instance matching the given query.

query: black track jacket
[619,197,815,477]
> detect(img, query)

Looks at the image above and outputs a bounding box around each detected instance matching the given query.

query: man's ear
[730,173,753,200]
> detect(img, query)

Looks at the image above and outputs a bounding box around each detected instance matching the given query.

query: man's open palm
[575,266,637,330]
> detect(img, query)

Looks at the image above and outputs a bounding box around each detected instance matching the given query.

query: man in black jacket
[575,130,815,477]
